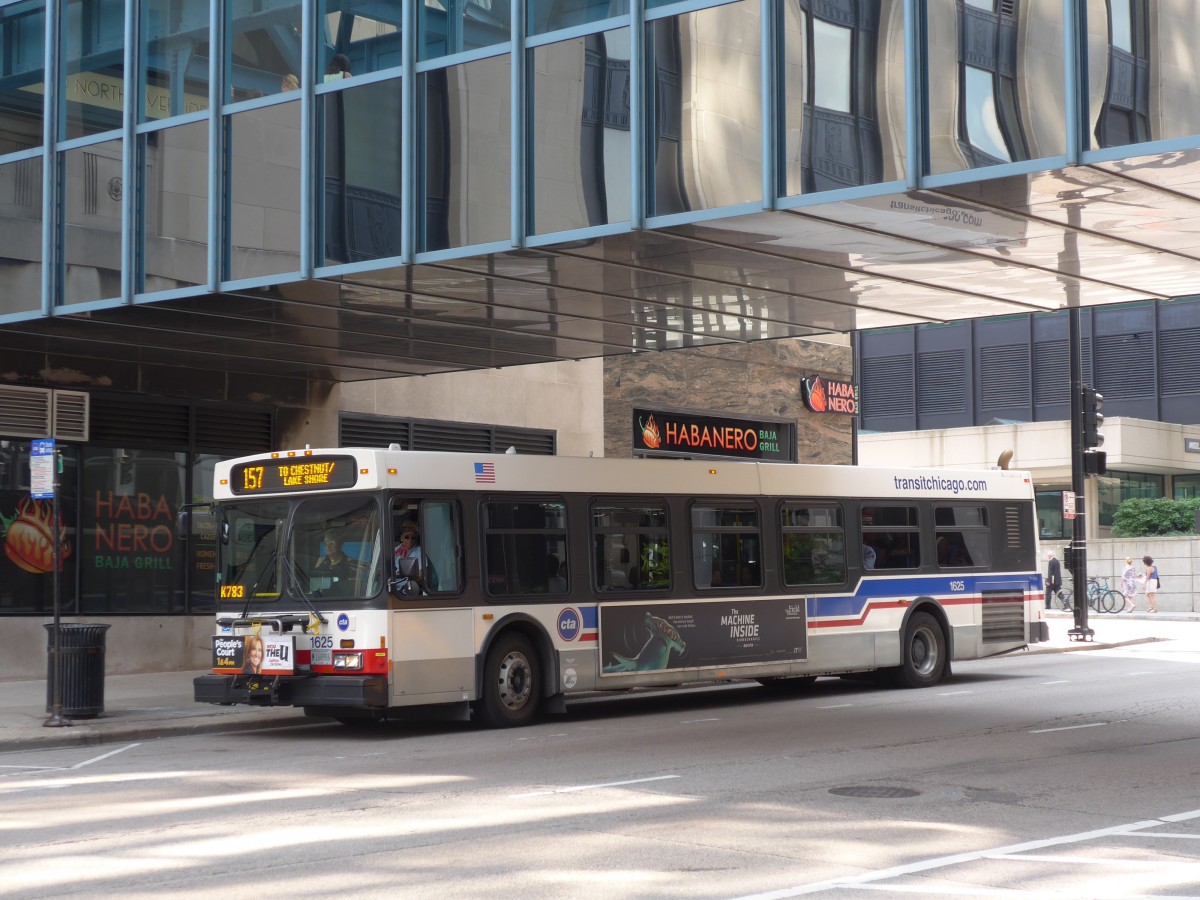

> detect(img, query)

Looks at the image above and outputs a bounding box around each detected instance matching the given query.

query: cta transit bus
[193,447,1049,727]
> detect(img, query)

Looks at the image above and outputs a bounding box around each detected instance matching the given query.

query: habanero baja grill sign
[632,409,793,461]
[801,375,859,415]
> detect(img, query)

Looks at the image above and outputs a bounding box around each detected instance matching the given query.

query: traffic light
[1083,450,1107,475]
[1062,545,1077,571]
[1082,387,1104,449]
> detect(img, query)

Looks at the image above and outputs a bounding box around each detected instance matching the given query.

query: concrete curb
[1,710,313,754]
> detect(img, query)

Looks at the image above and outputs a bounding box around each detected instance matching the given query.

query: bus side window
[483,499,568,596]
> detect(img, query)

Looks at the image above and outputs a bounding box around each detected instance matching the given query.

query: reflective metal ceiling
[5,153,1198,383]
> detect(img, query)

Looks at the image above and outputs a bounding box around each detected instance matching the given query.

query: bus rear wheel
[477,633,540,728]
[893,611,947,688]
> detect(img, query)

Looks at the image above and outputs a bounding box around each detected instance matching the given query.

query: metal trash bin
[45,623,111,718]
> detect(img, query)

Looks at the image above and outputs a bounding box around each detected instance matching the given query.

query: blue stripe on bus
[811,575,1037,620]
[581,574,1037,631]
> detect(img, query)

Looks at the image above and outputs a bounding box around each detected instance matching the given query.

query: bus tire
[478,633,540,728]
[893,611,947,688]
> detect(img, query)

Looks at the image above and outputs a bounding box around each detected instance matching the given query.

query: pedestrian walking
[1121,556,1137,613]
[1141,555,1160,613]
[1045,550,1061,610]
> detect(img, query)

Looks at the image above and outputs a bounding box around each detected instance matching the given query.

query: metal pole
[1067,306,1092,640]
[45,448,65,727]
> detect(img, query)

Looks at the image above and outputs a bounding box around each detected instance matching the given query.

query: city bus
[192,447,1049,727]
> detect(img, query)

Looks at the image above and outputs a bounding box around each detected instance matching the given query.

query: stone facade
[604,338,854,463]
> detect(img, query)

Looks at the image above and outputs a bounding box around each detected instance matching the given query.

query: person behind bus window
[862,538,877,570]
[393,520,425,593]
[314,530,357,578]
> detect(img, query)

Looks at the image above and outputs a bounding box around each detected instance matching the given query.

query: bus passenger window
[935,506,989,569]
[483,500,568,596]
[861,505,919,571]
[691,503,760,590]
[781,503,845,586]
[591,501,670,592]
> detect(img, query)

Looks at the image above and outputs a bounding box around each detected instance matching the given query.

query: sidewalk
[3,612,1199,753]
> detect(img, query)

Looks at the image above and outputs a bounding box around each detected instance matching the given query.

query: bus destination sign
[229,455,359,495]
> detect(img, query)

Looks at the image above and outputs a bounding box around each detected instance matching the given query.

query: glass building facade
[4,0,1200,346]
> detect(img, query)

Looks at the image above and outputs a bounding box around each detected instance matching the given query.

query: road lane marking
[729,808,1200,899]
[989,853,1169,866]
[817,704,853,710]
[938,691,971,696]
[1029,723,1107,734]
[681,718,720,725]
[1039,680,1069,685]
[71,743,141,769]
[511,774,679,798]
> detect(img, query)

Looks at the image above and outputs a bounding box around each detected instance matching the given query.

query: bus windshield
[219,495,383,602]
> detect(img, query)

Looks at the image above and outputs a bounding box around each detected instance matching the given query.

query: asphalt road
[3,641,1199,899]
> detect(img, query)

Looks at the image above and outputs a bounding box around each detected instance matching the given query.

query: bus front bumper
[194,673,388,708]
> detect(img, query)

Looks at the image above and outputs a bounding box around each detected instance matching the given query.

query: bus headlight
[333,652,363,670]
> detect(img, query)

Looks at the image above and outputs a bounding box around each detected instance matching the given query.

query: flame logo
[805,376,827,413]
[3,496,72,574]
[640,415,662,449]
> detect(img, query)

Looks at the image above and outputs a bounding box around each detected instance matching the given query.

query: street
[3,641,1200,899]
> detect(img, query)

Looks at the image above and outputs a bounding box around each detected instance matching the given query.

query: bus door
[388,497,474,704]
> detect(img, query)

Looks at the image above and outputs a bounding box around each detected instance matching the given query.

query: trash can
[45,623,111,718]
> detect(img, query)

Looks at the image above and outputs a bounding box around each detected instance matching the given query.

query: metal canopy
[6,150,1200,384]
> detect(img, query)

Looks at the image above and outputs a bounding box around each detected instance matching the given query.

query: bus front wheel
[478,633,541,728]
[893,611,947,688]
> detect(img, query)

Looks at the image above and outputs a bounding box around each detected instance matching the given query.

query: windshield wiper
[240,549,277,620]
[286,556,328,626]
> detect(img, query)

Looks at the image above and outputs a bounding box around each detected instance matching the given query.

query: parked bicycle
[1056,576,1123,613]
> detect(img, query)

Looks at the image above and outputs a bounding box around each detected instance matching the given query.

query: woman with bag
[1121,556,1137,613]
[1142,555,1159,613]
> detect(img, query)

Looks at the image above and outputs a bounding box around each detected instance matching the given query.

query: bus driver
[393,521,425,594]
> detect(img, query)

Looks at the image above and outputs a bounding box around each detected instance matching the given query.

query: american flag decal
[474,462,496,483]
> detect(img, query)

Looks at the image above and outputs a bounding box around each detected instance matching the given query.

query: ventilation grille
[861,355,914,417]
[917,350,967,414]
[53,391,89,441]
[91,396,191,447]
[1003,505,1022,549]
[412,422,493,453]
[0,385,52,438]
[1159,327,1200,395]
[981,592,1025,643]
[1094,333,1154,400]
[979,344,1031,410]
[340,415,556,455]
[89,395,272,452]
[1033,340,1069,405]
[496,428,557,456]
[196,406,274,452]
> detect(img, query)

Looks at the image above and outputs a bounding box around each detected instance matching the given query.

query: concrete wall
[302,358,606,458]
[1042,536,1200,614]
[3,616,212,683]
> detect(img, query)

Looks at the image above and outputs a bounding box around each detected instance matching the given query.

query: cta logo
[557,608,581,641]
[337,613,350,631]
